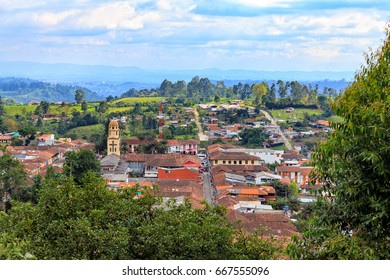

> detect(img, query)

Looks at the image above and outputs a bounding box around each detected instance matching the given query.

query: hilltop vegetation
[0,77,101,103]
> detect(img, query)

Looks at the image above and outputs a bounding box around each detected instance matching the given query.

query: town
[0,92,333,240]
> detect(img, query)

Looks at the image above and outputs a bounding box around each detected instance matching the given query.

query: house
[144,154,201,178]
[276,164,318,192]
[100,154,120,172]
[158,167,201,182]
[42,113,59,121]
[166,139,199,155]
[284,107,295,113]
[156,179,205,209]
[0,135,12,143]
[209,151,263,166]
[37,134,55,146]
[222,185,276,202]
[226,211,298,237]
[122,153,154,174]
[224,148,284,164]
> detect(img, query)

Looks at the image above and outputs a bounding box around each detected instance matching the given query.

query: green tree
[63,149,100,184]
[81,100,88,112]
[288,26,390,260]
[214,94,221,103]
[97,101,109,113]
[0,174,282,260]
[0,96,5,116]
[0,154,27,211]
[75,89,85,104]
[239,128,269,147]
[251,82,268,106]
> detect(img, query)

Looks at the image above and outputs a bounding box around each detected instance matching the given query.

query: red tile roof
[226,211,298,237]
[158,168,201,180]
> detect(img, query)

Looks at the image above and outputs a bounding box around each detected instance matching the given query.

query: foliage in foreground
[0,172,282,260]
[288,25,390,260]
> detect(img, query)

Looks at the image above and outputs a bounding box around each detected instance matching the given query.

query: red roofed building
[158,167,201,182]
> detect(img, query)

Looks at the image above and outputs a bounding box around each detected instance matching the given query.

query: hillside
[0,77,102,103]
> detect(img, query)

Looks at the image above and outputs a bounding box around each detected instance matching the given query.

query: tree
[96,101,109,113]
[159,79,173,96]
[277,80,287,98]
[106,95,114,102]
[214,94,221,103]
[239,128,270,147]
[81,100,88,112]
[0,96,4,116]
[251,82,268,106]
[63,149,100,184]
[288,25,390,259]
[75,89,85,104]
[0,154,27,211]
[0,173,282,260]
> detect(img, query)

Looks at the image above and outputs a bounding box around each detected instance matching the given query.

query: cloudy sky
[0,0,389,71]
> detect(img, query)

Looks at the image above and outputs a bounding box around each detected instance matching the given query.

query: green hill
[0,77,102,103]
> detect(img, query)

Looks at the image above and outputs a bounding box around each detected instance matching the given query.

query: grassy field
[110,97,164,105]
[270,108,323,121]
[4,105,37,115]
[67,124,105,140]
[4,97,162,117]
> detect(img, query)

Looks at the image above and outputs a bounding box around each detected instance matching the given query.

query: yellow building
[107,120,120,156]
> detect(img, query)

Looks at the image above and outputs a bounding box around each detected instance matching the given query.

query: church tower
[107,120,120,156]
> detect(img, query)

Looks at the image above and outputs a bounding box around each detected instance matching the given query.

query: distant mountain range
[0,61,354,100]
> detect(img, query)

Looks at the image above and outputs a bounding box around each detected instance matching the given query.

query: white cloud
[235,0,301,8]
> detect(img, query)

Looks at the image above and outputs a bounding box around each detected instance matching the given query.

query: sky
[0,0,389,72]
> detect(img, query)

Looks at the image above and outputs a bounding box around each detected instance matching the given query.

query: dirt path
[193,107,208,141]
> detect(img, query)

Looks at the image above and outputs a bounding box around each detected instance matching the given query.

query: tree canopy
[288,25,390,260]
[0,172,282,260]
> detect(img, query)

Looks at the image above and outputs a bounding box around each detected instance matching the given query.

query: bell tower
[107,120,120,156]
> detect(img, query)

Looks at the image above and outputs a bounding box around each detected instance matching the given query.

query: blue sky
[0,0,389,71]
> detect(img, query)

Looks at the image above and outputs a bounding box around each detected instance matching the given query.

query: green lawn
[270,108,323,121]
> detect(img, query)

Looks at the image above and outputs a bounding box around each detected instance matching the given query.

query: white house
[37,134,55,146]
[224,148,284,164]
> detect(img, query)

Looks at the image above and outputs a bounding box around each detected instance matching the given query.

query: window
[228,161,232,164]
[223,161,226,164]
[234,161,237,164]
[239,160,242,164]
[251,160,254,164]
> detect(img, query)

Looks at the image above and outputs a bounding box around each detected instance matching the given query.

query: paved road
[193,107,208,141]
[261,109,293,150]
[202,171,215,205]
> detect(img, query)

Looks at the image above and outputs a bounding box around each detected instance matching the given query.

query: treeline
[122,76,342,109]
[0,77,100,103]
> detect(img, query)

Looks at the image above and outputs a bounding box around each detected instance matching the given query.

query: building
[209,151,263,166]
[107,120,120,156]
[37,134,55,146]
[144,154,201,178]
[224,148,284,164]
[166,139,199,155]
